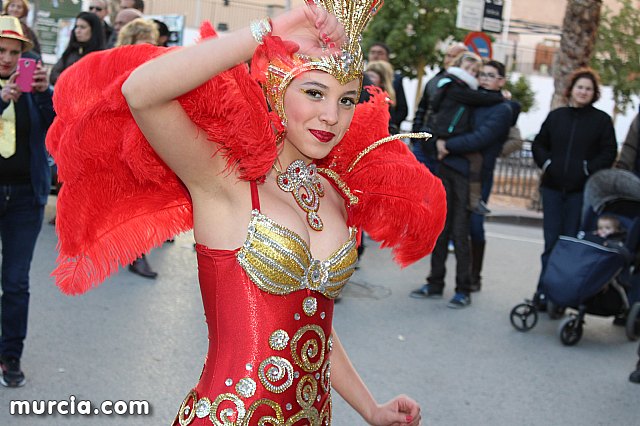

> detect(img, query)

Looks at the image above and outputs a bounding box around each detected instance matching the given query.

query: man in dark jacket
[410,60,514,308]
[89,0,113,43]
[412,42,467,172]
[448,61,519,292]
[0,16,55,387]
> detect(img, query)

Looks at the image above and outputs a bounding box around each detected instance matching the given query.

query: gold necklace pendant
[276,159,325,231]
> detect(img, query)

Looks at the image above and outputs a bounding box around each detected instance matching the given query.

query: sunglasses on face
[89,6,103,11]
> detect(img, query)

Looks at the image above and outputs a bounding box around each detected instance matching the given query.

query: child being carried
[428,51,504,215]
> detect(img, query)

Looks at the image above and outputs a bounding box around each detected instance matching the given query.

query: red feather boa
[47,34,445,295]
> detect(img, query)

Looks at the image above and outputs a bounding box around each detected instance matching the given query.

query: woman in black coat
[50,12,105,86]
[531,68,618,307]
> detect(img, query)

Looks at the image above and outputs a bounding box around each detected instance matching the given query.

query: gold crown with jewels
[261,0,384,123]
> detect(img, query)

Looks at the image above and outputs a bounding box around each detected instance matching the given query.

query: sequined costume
[173,181,357,425]
[46,19,445,426]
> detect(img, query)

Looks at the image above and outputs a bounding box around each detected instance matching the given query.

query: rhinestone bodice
[173,180,357,425]
[174,244,341,426]
[237,210,358,299]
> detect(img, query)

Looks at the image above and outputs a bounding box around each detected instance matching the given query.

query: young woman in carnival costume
[47,1,446,424]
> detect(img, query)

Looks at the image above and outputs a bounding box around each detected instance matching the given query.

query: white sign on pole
[456,0,484,32]
[482,0,504,33]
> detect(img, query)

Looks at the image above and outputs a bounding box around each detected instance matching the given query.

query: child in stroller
[594,214,624,240]
[510,169,640,346]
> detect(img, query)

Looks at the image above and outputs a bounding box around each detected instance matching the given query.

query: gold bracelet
[250,17,272,45]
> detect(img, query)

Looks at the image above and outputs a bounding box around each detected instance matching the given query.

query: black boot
[129,254,158,279]
[630,346,640,383]
[470,241,485,292]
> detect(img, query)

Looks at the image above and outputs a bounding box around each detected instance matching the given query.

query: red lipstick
[309,129,335,143]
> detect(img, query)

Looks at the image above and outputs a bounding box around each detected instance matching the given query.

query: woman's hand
[271,2,346,56]
[1,74,20,103]
[367,395,422,426]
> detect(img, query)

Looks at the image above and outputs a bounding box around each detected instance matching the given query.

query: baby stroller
[510,169,640,345]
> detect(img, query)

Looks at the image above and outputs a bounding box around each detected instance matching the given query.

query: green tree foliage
[505,75,535,113]
[591,0,640,119]
[363,0,465,105]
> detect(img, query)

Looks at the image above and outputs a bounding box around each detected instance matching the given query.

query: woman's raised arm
[120,5,344,189]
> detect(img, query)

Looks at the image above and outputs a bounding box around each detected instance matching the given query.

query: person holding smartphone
[0,16,55,388]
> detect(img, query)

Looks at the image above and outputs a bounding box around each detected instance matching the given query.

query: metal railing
[491,141,542,210]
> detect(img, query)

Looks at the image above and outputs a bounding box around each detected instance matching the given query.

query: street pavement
[0,202,638,425]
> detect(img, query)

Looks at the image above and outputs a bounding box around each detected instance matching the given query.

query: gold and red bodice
[175,209,357,426]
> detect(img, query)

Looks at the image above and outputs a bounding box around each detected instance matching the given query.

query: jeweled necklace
[274,159,325,231]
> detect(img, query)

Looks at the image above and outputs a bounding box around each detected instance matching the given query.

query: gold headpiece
[255,0,384,124]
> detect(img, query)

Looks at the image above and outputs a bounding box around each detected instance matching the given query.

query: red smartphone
[16,58,36,93]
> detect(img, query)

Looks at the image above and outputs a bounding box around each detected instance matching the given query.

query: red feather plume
[47,26,277,294]
[318,88,446,266]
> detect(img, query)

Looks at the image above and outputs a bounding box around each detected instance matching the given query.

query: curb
[485,214,543,227]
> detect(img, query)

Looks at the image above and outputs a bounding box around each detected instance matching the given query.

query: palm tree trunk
[550,0,603,110]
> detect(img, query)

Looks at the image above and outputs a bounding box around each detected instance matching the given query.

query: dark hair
[132,0,145,12]
[60,12,105,65]
[153,19,169,37]
[484,59,506,77]
[369,42,390,56]
[564,67,601,104]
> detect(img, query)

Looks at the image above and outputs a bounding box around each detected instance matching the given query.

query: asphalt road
[0,204,638,425]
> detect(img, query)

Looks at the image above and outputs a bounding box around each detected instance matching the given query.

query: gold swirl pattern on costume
[177,390,197,426]
[176,388,331,426]
[284,407,320,426]
[210,393,246,425]
[245,398,285,426]
[258,356,294,394]
[296,375,319,409]
[178,390,246,426]
[237,210,357,299]
[290,325,326,373]
[178,392,247,425]
[321,359,331,393]
[319,396,331,426]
